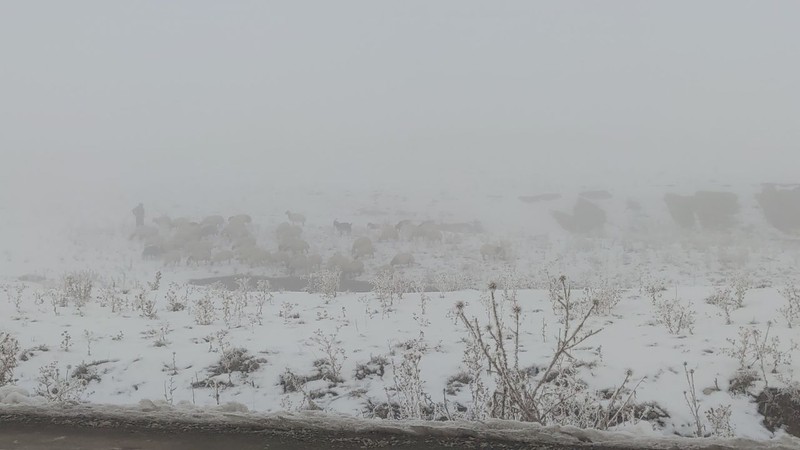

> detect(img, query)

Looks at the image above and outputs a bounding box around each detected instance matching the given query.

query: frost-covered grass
[1,187,800,446]
[0,273,798,442]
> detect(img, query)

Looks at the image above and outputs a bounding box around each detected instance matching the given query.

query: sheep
[411,225,442,243]
[333,219,352,236]
[286,254,311,276]
[307,253,323,271]
[276,222,303,242]
[171,217,192,229]
[211,250,235,265]
[272,251,292,267]
[278,237,310,255]
[152,215,173,228]
[390,252,415,267]
[327,253,363,278]
[285,210,306,226]
[186,248,212,266]
[480,244,507,261]
[142,245,163,260]
[395,219,414,231]
[237,246,271,267]
[222,221,250,240]
[173,222,203,244]
[327,252,350,271]
[199,224,219,239]
[228,214,253,225]
[129,225,159,242]
[352,236,375,259]
[232,233,257,251]
[201,215,226,229]
[379,226,400,241]
[162,251,182,266]
[341,259,364,279]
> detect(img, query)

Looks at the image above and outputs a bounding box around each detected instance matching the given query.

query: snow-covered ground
[1,184,799,447]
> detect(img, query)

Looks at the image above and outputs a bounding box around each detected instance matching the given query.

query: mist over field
[2,1,799,231]
[2,3,800,447]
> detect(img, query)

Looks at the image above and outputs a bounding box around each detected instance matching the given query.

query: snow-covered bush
[724,323,795,391]
[165,282,186,312]
[705,404,734,437]
[432,271,472,297]
[307,269,341,302]
[583,281,623,316]
[387,333,431,420]
[193,290,216,325]
[310,329,345,382]
[135,290,158,319]
[35,362,87,405]
[457,277,603,424]
[0,331,20,386]
[653,295,695,335]
[62,270,95,307]
[779,282,800,328]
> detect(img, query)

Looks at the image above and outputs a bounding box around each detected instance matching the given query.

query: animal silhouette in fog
[285,211,306,226]
[333,220,352,236]
[132,203,145,228]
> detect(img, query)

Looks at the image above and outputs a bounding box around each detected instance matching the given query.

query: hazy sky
[2,1,799,214]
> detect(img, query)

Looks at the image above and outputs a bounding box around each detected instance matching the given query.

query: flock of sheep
[130,211,500,279]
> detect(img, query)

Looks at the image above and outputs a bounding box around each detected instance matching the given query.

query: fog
[2,1,799,225]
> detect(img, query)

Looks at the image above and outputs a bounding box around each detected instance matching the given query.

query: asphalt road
[0,423,580,450]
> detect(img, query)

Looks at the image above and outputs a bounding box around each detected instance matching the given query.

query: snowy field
[1,185,800,447]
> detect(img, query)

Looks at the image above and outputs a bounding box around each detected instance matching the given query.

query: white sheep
[276,222,303,242]
[285,210,306,226]
[390,252,415,267]
[327,252,350,271]
[228,214,253,225]
[379,226,399,241]
[341,259,364,279]
[278,237,310,255]
[211,250,235,265]
[480,244,507,261]
[201,215,226,229]
[352,237,375,259]
[237,246,272,267]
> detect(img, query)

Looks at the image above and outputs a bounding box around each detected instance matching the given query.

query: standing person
[132,203,145,228]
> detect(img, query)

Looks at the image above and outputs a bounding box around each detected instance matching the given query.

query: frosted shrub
[100,286,127,313]
[307,269,341,302]
[549,276,591,322]
[62,270,94,307]
[0,331,20,386]
[388,333,431,420]
[457,277,604,423]
[135,290,158,319]
[194,291,216,325]
[3,284,26,313]
[683,363,704,437]
[642,278,669,305]
[705,287,738,325]
[165,282,186,312]
[433,272,472,297]
[251,280,273,326]
[147,271,162,291]
[653,295,695,335]
[724,323,795,390]
[35,362,87,405]
[310,328,345,382]
[705,404,734,438]
[279,302,299,323]
[779,282,800,328]
[583,281,622,316]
